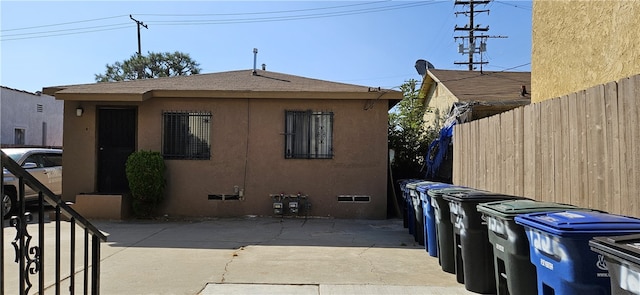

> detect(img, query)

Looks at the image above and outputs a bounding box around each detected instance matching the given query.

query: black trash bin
[398,179,421,231]
[443,191,526,294]
[590,234,640,295]
[427,186,481,276]
[477,199,582,295]
[406,181,436,245]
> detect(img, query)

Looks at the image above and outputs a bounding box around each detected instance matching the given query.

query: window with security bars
[284,110,333,159]
[162,111,211,160]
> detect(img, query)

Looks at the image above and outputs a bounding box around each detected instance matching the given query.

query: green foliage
[125,150,166,218]
[95,51,201,82]
[388,79,440,178]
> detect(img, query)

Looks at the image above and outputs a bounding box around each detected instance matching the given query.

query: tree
[388,79,440,178]
[95,51,201,82]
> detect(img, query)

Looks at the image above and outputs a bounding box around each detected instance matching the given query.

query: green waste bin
[427,186,482,276]
[477,199,582,295]
[443,191,526,294]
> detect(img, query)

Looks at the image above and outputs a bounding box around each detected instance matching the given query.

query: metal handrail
[2,152,107,241]
[2,150,107,294]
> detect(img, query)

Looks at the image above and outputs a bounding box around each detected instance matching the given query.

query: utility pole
[453,0,506,71]
[129,15,148,56]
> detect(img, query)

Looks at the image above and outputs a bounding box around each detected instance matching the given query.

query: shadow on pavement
[93,217,420,250]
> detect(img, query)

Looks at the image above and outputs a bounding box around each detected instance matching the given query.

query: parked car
[2,148,62,218]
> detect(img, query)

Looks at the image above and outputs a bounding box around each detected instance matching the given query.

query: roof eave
[52,92,151,102]
[50,89,402,101]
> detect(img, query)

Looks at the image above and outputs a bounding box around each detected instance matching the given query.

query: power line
[143,2,442,26]
[0,1,443,41]
[0,15,128,32]
[439,62,531,83]
[0,25,132,41]
[1,23,130,38]
[136,1,394,17]
[494,1,532,11]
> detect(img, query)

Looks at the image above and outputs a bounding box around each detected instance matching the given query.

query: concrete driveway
[3,216,474,294]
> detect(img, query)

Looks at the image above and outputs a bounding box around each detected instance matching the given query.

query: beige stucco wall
[532,0,640,102]
[422,81,458,129]
[63,97,388,219]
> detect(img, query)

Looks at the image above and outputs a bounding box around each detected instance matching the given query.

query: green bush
[125,150,166,218]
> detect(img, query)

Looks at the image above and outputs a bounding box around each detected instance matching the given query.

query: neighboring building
[532,0,640,102]
[43,69,401,219]
[0,86,63,147]
[418,69,531,128]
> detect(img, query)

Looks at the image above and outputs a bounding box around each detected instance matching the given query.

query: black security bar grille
[162,111,212,160]
[284,110,333,159]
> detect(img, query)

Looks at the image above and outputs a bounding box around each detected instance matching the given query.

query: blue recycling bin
[515,211,640,295]
[417,182,452,256]
[398,179,421,231]
[406,181,436,245]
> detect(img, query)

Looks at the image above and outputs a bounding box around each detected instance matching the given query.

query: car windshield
[3,150,26,162]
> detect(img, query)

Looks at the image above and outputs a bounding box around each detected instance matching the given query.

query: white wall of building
[1,86,63,147]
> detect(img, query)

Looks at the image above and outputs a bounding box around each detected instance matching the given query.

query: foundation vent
[208,194,240,201]
[337,195,371,203]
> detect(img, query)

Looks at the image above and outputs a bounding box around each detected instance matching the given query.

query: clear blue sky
[1,1,531,93]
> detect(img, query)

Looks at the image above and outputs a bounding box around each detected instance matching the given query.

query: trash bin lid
[398,179,422,192]
[477,199,579,219]
[417,183,451,201]
[515,211,640,236]
[590,234,640,266]
[427,187,479,199]
[406,181,436,190]
[416,183,450,193]
[442,191,524,203]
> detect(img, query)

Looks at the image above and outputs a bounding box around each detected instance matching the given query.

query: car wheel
[3,189,17,219]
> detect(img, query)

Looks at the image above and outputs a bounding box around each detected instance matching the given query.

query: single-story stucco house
[43,69,401,219]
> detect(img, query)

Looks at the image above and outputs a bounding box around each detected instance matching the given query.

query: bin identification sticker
[540,258,554,270]
[620,263,640,294]
[496,243,505,253]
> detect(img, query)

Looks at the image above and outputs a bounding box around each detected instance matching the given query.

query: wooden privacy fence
[453,74,640,217]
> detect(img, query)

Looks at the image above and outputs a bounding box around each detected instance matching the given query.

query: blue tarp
[425,102,473,181]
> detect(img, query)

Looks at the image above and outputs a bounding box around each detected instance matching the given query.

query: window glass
[24,154,44,168]
[162,111,211,160]
[43,153,62,167]
[284,110,333,159]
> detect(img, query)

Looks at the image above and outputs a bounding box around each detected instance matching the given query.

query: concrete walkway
[4,216,475,294]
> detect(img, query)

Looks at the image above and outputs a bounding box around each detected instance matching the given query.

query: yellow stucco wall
[422,81,458,129]
[532,0,640,102]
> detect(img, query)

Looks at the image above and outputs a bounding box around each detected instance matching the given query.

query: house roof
[420,69,531,105]
[43,69,402,103]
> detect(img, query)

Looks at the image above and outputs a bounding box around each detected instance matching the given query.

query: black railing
[1,151,107,294]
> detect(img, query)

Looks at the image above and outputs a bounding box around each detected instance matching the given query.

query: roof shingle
[428,69,531,103]
[44,69,401,101]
